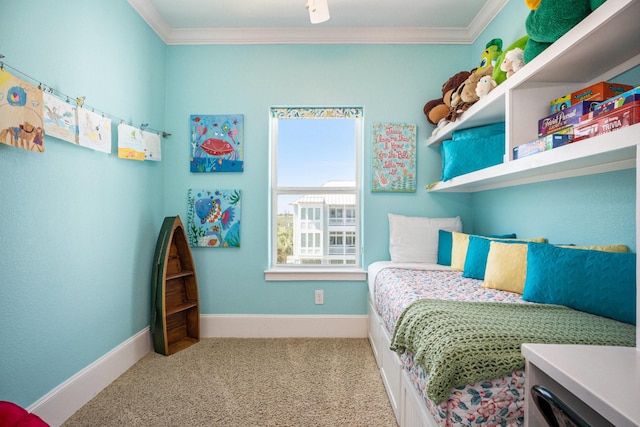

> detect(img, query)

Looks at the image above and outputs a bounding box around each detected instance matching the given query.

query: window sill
[264,267,367,282]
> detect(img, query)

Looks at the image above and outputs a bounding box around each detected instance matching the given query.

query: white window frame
[266,107,365,281]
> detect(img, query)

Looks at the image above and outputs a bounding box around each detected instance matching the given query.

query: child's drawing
[43,92,78,144]
[78,108,111,153]
[0,69,44,152]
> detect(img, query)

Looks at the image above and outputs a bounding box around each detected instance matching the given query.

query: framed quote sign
[372,122,416,192]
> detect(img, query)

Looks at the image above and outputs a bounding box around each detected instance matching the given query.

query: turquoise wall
[0,1,166,408]
[471,170,636,249]
[163,43,474,316]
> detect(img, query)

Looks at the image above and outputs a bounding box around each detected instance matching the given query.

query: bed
[368,262,529,426]
[368,214,636,427]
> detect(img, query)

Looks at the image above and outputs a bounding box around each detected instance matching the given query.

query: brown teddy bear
[423,70,472,126]
[448,66,494,121]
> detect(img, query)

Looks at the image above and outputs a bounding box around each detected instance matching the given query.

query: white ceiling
[127,0,509,45]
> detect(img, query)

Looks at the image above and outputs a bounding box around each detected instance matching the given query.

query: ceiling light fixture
[305,0,330,24]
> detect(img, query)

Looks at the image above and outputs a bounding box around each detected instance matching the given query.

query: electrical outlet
[315,289,324,305]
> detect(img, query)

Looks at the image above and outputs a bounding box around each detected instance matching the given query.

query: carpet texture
[62,338,398,427]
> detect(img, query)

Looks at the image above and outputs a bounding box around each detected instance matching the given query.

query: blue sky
[277,118,356,187]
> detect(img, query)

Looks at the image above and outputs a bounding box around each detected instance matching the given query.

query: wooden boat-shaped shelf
[151,215,200,356]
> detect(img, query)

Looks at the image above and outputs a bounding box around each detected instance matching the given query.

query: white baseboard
[201,314,369,338]
[26,315,367,426]
[28,328,152,427]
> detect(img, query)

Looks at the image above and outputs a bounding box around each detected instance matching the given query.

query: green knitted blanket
[390,299,636,404]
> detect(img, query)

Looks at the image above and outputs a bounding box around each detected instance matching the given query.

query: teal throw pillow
[462,234,518,279]
[437,230,453,266]
[451,122,505,141]
[523,242,636,325]
[440,123,505,181]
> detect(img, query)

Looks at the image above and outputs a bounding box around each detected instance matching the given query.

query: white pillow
[388,214,462,263]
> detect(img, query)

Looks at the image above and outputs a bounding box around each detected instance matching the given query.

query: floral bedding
[374,267,528,334]
[401,351,525,427]
[373,265,528,427]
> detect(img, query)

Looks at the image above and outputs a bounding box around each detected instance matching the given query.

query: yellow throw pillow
[452,231,546,272]
[483,241,529,294]
[450,231,470,271]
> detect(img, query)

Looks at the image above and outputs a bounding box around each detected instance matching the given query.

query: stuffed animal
[475,75,497,98]
[423,70,472,125]
[524,0,607,63]
[493,35,529,84]
[476,38,503,74]
[460,67,494,104]
[501,48,525,79]
[449,66,494,121]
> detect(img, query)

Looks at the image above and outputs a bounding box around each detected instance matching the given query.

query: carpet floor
[62,338,398,427]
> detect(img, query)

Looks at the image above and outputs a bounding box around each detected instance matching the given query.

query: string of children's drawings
[0,54,169,160]
[0,57,170,138]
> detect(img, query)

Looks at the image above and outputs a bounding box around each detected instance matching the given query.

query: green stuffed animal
[476,38,503,74]
[493,35,529,85]
[524,0,607,63]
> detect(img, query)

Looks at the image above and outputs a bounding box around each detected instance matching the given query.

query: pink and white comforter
[369,261,529,427]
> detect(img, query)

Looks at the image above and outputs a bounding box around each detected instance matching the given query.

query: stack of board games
[513,82,635,159]
[574,86,640,141]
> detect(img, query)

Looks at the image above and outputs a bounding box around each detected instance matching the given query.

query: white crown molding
[467,0,511,44]
[128,0,172,42]
[162,26,473,45]
[128,0,509,45]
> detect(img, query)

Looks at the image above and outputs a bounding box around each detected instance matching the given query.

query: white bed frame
[368,296,439,427]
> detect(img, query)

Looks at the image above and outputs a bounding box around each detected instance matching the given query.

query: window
[269,107,362,273]
[346,208,355,224]
[329,232,343,246]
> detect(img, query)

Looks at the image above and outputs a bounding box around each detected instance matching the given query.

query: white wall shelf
[426,0,640,193]
[429,125,638,192]
[428,0,640,147]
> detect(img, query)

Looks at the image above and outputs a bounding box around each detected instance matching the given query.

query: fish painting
[188,189,241,248]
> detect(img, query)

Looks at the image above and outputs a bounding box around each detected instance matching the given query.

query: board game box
[538,101,597,136]
[591,86,640,117]
[549,81,633,114]
[513,134,573,160]
[573,101,640,141]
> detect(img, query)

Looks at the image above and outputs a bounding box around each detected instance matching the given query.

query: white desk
[522,344,640,427]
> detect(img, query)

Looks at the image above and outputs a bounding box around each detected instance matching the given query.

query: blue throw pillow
[462,234,518,279]
[440,123,505,181]
[523,242,636,325]
[437,230,453,266]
